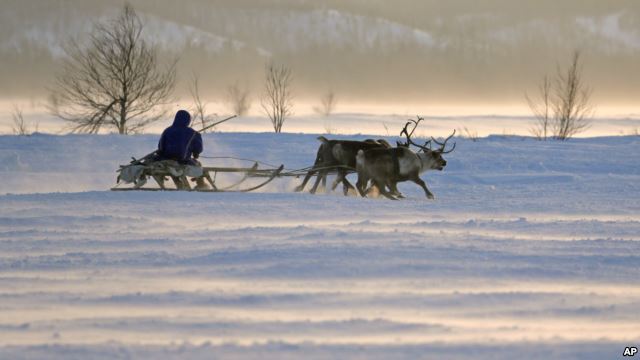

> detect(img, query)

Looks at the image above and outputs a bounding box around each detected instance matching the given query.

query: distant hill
[1,0,639,106]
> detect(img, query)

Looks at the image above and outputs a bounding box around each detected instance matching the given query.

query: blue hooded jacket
[157,110,203,163]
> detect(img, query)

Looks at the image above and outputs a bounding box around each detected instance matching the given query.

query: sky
[0,0,639,134]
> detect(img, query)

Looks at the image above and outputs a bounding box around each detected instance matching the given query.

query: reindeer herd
[294,117,456,200]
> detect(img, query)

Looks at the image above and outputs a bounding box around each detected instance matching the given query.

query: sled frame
[111,162,284,192]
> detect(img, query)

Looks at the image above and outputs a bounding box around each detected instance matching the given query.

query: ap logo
[624,347,638,357]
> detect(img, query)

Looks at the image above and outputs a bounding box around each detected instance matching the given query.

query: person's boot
[194,177,210,190]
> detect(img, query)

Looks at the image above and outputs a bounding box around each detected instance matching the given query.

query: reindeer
[295,137,391,195]
[355,117,455,200]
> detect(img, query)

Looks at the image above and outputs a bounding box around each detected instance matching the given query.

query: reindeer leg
[356,175,369,197]
[343,178,356,196]
[329,171,353,196]
[389,182,405,198]
[294,168,317,192]
[376,180,398,200]
[412,177,434,199]
[331,172,342,191]
[341,171,357,196]
[309,170,327,194]
[333,170,355,196]
[297,147,327,192]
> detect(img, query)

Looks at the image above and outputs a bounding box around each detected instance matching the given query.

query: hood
[172,110,191,127]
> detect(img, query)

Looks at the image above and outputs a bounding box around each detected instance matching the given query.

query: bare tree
[48,4,176,134]
[552,51,594,140]
[261,63,293,133]
[189,74,218,132]
[225,82,251,116]
[323,120,337,135]
[382,122,391,136]
[526,76,551,140]
[11,105,28,135]
[314,90,337,117]
[527,51,594,140]
[11,105,38,136]
[459,126,479,142]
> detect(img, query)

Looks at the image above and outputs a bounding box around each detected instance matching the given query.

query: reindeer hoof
[427,194,435,200]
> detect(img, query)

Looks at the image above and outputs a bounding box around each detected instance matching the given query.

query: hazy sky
[1,0,639,117]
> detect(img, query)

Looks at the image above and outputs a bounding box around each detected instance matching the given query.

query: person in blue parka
[157,110,203,165]
[155,110,208,189]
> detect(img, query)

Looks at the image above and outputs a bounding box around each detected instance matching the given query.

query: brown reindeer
[356,117,455,200]
[295,137,391,195]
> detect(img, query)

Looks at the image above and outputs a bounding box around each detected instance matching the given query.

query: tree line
[17,4,594,139]
[45,4,303,135]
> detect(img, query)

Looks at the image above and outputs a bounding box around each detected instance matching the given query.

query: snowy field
[0,132,639,359]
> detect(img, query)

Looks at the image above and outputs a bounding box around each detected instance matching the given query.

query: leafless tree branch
[314,90,337,117]
[459,126,479,142]
[526,76,552,140]
[48,4,176,134]
[11,105,28,135]
[527,51,594,140]
[552,51,594,140]
[261,62,293,133]
[189,74,218,132]
[225,82,251,117]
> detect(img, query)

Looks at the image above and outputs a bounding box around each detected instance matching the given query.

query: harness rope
[199,155,356,177]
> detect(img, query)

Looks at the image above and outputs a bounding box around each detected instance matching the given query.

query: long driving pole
[196,114,237,133]
[183,115,238,160]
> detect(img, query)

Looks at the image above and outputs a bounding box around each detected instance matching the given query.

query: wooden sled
[111,159,284,192]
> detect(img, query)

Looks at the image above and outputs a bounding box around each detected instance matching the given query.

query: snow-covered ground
[0,132,639,359]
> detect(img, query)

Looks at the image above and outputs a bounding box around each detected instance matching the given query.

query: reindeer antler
[431,130,457,154]
[399,116,434,152]
[399,116,422,141]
